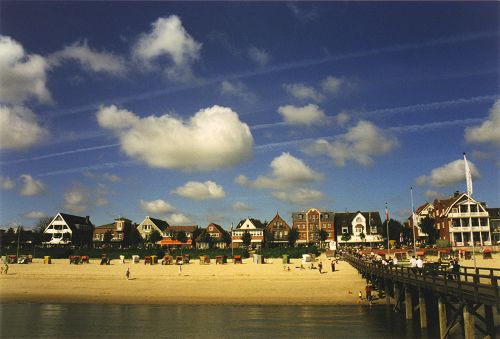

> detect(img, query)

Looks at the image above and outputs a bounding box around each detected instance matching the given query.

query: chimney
[454,191,460,197]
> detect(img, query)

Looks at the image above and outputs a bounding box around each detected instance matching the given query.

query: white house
[231,218,265,249]
[136,216,169,240]
[43,213,93,246]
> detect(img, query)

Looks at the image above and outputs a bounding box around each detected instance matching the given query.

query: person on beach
[178,263,182,276]
[331,260,335,272]
[318,261,323,273]
[358,290,363,303]
[2,263,8,275]
[365,285,372,305]
[125,267,130,280]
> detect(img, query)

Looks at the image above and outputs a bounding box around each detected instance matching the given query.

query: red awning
[159,238,193,246]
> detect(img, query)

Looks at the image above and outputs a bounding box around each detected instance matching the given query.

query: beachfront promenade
[344,253,500,339]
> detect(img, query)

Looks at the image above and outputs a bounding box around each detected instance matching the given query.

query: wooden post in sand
[463,304,474,339]
[418,288,427,328]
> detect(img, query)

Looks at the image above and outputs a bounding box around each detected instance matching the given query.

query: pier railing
[344,255,500,308]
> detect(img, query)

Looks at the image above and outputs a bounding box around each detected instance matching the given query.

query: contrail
[40,30,498,119]
[36,161,133,177]
[0,143,119,165]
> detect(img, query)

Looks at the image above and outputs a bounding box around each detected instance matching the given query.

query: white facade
[44,214,73,245]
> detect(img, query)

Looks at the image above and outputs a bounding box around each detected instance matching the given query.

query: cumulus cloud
[168,213,192,224]
[236,152,322,190]
[304,120,398,166]
[83,171,121,182]
[1,176,15,190]
[321,76,344,94]
[50,40,126,76]
[232,201,252,211]
[247,46,270,66]
[416,159,480,187]
[0,105,48,150]
[0,35,52,104]
[140,199,176,214]
[96,104,253,171]
[132,15,202,82]
[19,174,46,196]
[465,100,500,145]
[220,80,257,102]
[273,188,325,204]
[283,83,324,102]
[172,180,225,200]
[278,104,327,126]
[23,210,48,219]
[63,184,90,213]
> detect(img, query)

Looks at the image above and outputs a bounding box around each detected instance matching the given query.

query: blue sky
[0,2,498,229]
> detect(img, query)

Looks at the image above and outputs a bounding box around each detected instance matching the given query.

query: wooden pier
[344,254,500,339]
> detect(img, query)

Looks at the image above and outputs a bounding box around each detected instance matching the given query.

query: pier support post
[463,304,474,339]
[385,282,391,305]
[394,283,401,312]
[418,289,427,328]
[405,286,413,320]
[484,305,495,338]
[438,297,447,339]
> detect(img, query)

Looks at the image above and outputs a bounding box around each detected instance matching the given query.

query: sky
[0,2,499,230]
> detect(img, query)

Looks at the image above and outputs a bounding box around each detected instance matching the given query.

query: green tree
[33,216,53,245]
[382,219,404,244]
[419,217,438,244]
[241,231,252,249]
[359,232,366,243]
[175,231,188,244]
[221,231,232,247]
[200,231,213,249]
[148,230,162,248]
[319,229,328,248]
[288,228,299,247]
[264,228,274,248]
[129,227,143,248]
[103,230,113,247]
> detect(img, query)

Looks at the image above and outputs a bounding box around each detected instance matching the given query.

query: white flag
[412,212,418,228]
[463,153,473,196]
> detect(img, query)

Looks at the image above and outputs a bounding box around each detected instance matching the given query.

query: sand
[2,253,498,305]
[0,256,367,305]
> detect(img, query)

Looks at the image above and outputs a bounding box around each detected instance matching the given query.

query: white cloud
[63,185,90,213]
[236,152,322,190]
[232,201,252,211]
[465,100,500,145]
[283,83,324,102]
[0,35,52,104]
[140,199,176,214]
[50,40,126,76]
[273,188,325,205]
[19,174,46,196]
[102,173,121,182]
[23,210,48,219]
[0,105,48,150]
[1,176,15,190]
[416,159,480,187]
[97,104,253,171]
[173,180,225,200]
[83,171,121,182]
[132,15,202,82]
[168,213,192,224]
[220,80,257,102]
[304,120,398,166]
[247,46,270,66]
[278,104,327,126]
[335,112,350,126]
[321,76,344,94]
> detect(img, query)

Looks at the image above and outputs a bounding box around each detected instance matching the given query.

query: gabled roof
[146,217,170,231]
[335,211,382,227]
[415,202,433,214]
[206,223,228,234]
[267,213,291,230]
[57,213,92,231]
[95,223,114,229]
[439,193,487,216]
[236,218,266,230]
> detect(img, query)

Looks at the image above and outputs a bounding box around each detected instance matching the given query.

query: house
[335,211,383,246]
[487,208,500,245]
[159,225,199,248]
[93,217,134,248]
[408,202,434,245]
[136,216,169,240]
[292,208,335,247]
[43,212,94,247]
[432,191,492,247]
[231,218,266,249]
[195,223,231,249]
[265,213,291,247]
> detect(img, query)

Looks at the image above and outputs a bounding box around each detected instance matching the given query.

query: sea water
[1,304,440,338]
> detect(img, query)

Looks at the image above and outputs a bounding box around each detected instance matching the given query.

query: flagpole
[411,187,417,256]
[386,202,390,256]
[231,222,234,259]
[464,153,477,271]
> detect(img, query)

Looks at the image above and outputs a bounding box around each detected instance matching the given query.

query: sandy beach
[1,256,368,305]
[2,254,498,305]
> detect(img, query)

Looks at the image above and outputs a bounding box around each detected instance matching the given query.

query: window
[452,208,458,213]
[298,214,303,220]
[356,217,363,223]
[209,226,213,231]
[323,213,329,219]
[342,227,348,234]
[55,215,62,221]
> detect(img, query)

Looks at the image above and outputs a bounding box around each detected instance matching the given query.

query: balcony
[447,212,488,218]
[449,226,490,232]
